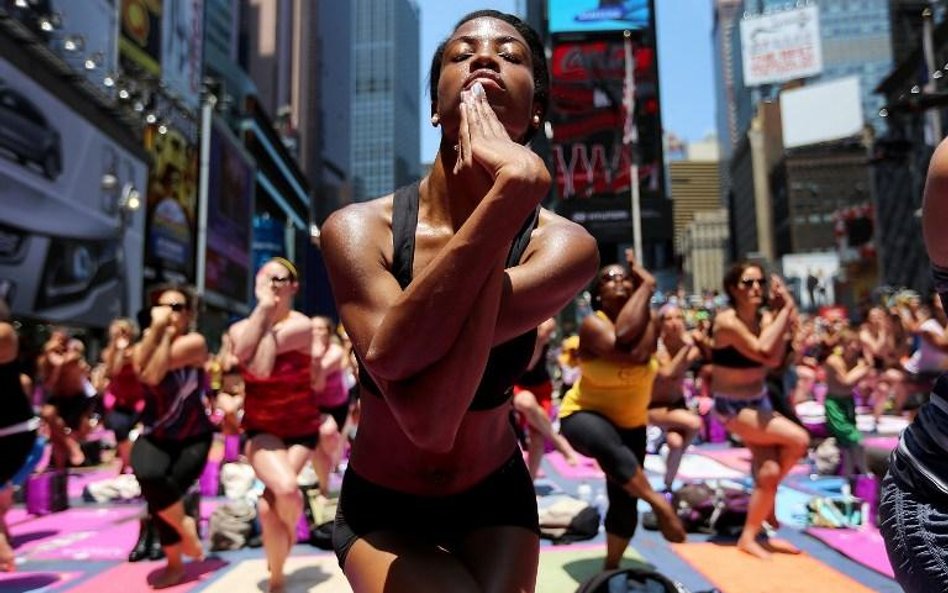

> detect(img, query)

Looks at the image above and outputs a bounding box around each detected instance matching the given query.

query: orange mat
[671,542,879,593]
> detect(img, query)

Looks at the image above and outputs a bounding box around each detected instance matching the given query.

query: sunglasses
[738,278,766,289]
[158,302,188,312]
[268,275,293,286]
[600,270,629,283]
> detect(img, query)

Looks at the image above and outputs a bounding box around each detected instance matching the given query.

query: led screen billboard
[548,0,651,35]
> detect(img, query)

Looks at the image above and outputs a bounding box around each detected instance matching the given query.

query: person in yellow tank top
[559,250,686,570]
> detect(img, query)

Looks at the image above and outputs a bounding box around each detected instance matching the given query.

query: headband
[268,257,298,281]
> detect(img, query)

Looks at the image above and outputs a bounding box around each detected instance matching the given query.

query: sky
[417,0,717,161]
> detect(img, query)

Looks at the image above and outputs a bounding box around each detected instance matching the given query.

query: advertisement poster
[144,127,198,282]
[204,117,254,307]
[120,0,162,76]
[548,35,664,242]
[740,5,823,87]
[0,59,146,327]
[548,0,651,35]
[162,0,203,111]
[781,252,840,313]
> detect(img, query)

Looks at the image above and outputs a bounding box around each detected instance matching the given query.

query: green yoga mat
[537,543,646,593]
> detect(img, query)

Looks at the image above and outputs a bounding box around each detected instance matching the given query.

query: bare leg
[513,390,578,475]
[605,532,631,570]
[649,408,702,490]
[622,470,685,543]
[0,487,14,571]
[155,500,203,559]
[150,544,184,589]
[247,435,313,592]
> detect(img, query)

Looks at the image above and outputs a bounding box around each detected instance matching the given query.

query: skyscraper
[351,0,421,201]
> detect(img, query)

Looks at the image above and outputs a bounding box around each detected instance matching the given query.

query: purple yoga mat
[10,506,142,553]
[22,519,140,561]
[805,525,894,578]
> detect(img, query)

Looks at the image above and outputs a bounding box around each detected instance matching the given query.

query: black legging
[560,411,646,539]
[131,433,212,546]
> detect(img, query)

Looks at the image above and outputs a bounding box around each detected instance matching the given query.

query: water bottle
[577,481,593,504]
[594,487,608,517]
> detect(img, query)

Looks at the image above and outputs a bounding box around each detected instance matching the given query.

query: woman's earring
[431,114,440,127]
[532,114,541,127]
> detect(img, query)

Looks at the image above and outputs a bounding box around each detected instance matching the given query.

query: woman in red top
[101,318,145,474]
[227,258,317,593]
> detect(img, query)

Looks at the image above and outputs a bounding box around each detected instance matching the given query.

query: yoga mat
[537,544,645,593]
[671,542,880,593]
[21,517,139,561]
[696,448,809,476]
[805,526,894,578]
[644,452,745,480]
[863,435,899,451]
[0,570,81,593]
[546,452,604,480]
[11,507,142,551]
[66,467,125,500]
[198,554,347,593]
[62,558,227,593]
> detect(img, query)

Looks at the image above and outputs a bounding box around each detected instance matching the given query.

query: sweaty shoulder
[529,209,597,260]
[321,195,393,254]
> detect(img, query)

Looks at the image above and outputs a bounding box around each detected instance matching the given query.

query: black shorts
[332,449,539,568]
[245,430,318,449]
[48,395,96,430]
[105,406,141,442]
[320,402,349,432]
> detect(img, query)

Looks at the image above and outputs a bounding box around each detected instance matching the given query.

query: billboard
[548,0,651,35]
[162,0,203,111]
[203,116,254,308]
[740,6,822,87]
[781,251,840,313]
[144,126,198,283]
[50,0,120,96]
[548,36,664,241]
[780,76,863,149]
[120,0,162,76]
[0,59,147,327]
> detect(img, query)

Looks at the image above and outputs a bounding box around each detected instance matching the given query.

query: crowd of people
[2,9,948,593]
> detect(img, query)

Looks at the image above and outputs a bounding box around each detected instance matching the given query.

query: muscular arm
[657,341,696,380]
[924,137,948,267]
[578,308,658,366]
[228,304,275,376]
[826,356,872,388]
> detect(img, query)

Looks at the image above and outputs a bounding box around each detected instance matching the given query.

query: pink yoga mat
[863,435,898,451]
[11,506,142,551]
[545,451,604,479]
[21,518,140,561]
[63,558,228,593]
[805,525,894,578]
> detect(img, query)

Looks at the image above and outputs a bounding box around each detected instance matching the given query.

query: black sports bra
[358,181,539,411]
[711,345,763,369]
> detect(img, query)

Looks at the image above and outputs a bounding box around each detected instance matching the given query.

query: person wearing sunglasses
[558,250,686,570]
[710,262,809,559]
[227,257,320,593]
[130,286,215,588]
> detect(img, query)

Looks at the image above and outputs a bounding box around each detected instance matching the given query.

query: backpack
[575,566,691,593]
[537,494,601,544]
[300,485,337,550]
[208,499,257,551]
[671,482,749,536]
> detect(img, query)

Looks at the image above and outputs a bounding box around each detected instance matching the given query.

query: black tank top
[517,343,550,387]
[0,360,35,429]
[359,181,539,411]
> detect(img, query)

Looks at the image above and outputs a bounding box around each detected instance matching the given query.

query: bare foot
[563,452,580,467]
[737,535,772,560]
[150,564,185,589]
[268,578,286,593]
[762,538,801,554]
[179,516,204,560]
[651,499,687,543]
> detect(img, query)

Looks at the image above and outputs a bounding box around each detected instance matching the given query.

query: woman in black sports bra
[710,262,810,559]
[319,10,598,593]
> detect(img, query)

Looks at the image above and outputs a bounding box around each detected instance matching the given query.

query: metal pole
[624,30,643,261]
[195,95,215,297]
[923,6,942,145]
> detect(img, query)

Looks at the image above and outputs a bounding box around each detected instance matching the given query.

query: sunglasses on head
[738,278,766,289]
[159,302,188,312]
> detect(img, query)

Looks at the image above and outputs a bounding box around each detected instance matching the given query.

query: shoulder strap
[505,206,541,268]
[391,181,421,289]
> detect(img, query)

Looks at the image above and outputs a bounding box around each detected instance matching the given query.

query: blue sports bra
[358,181,539,411]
